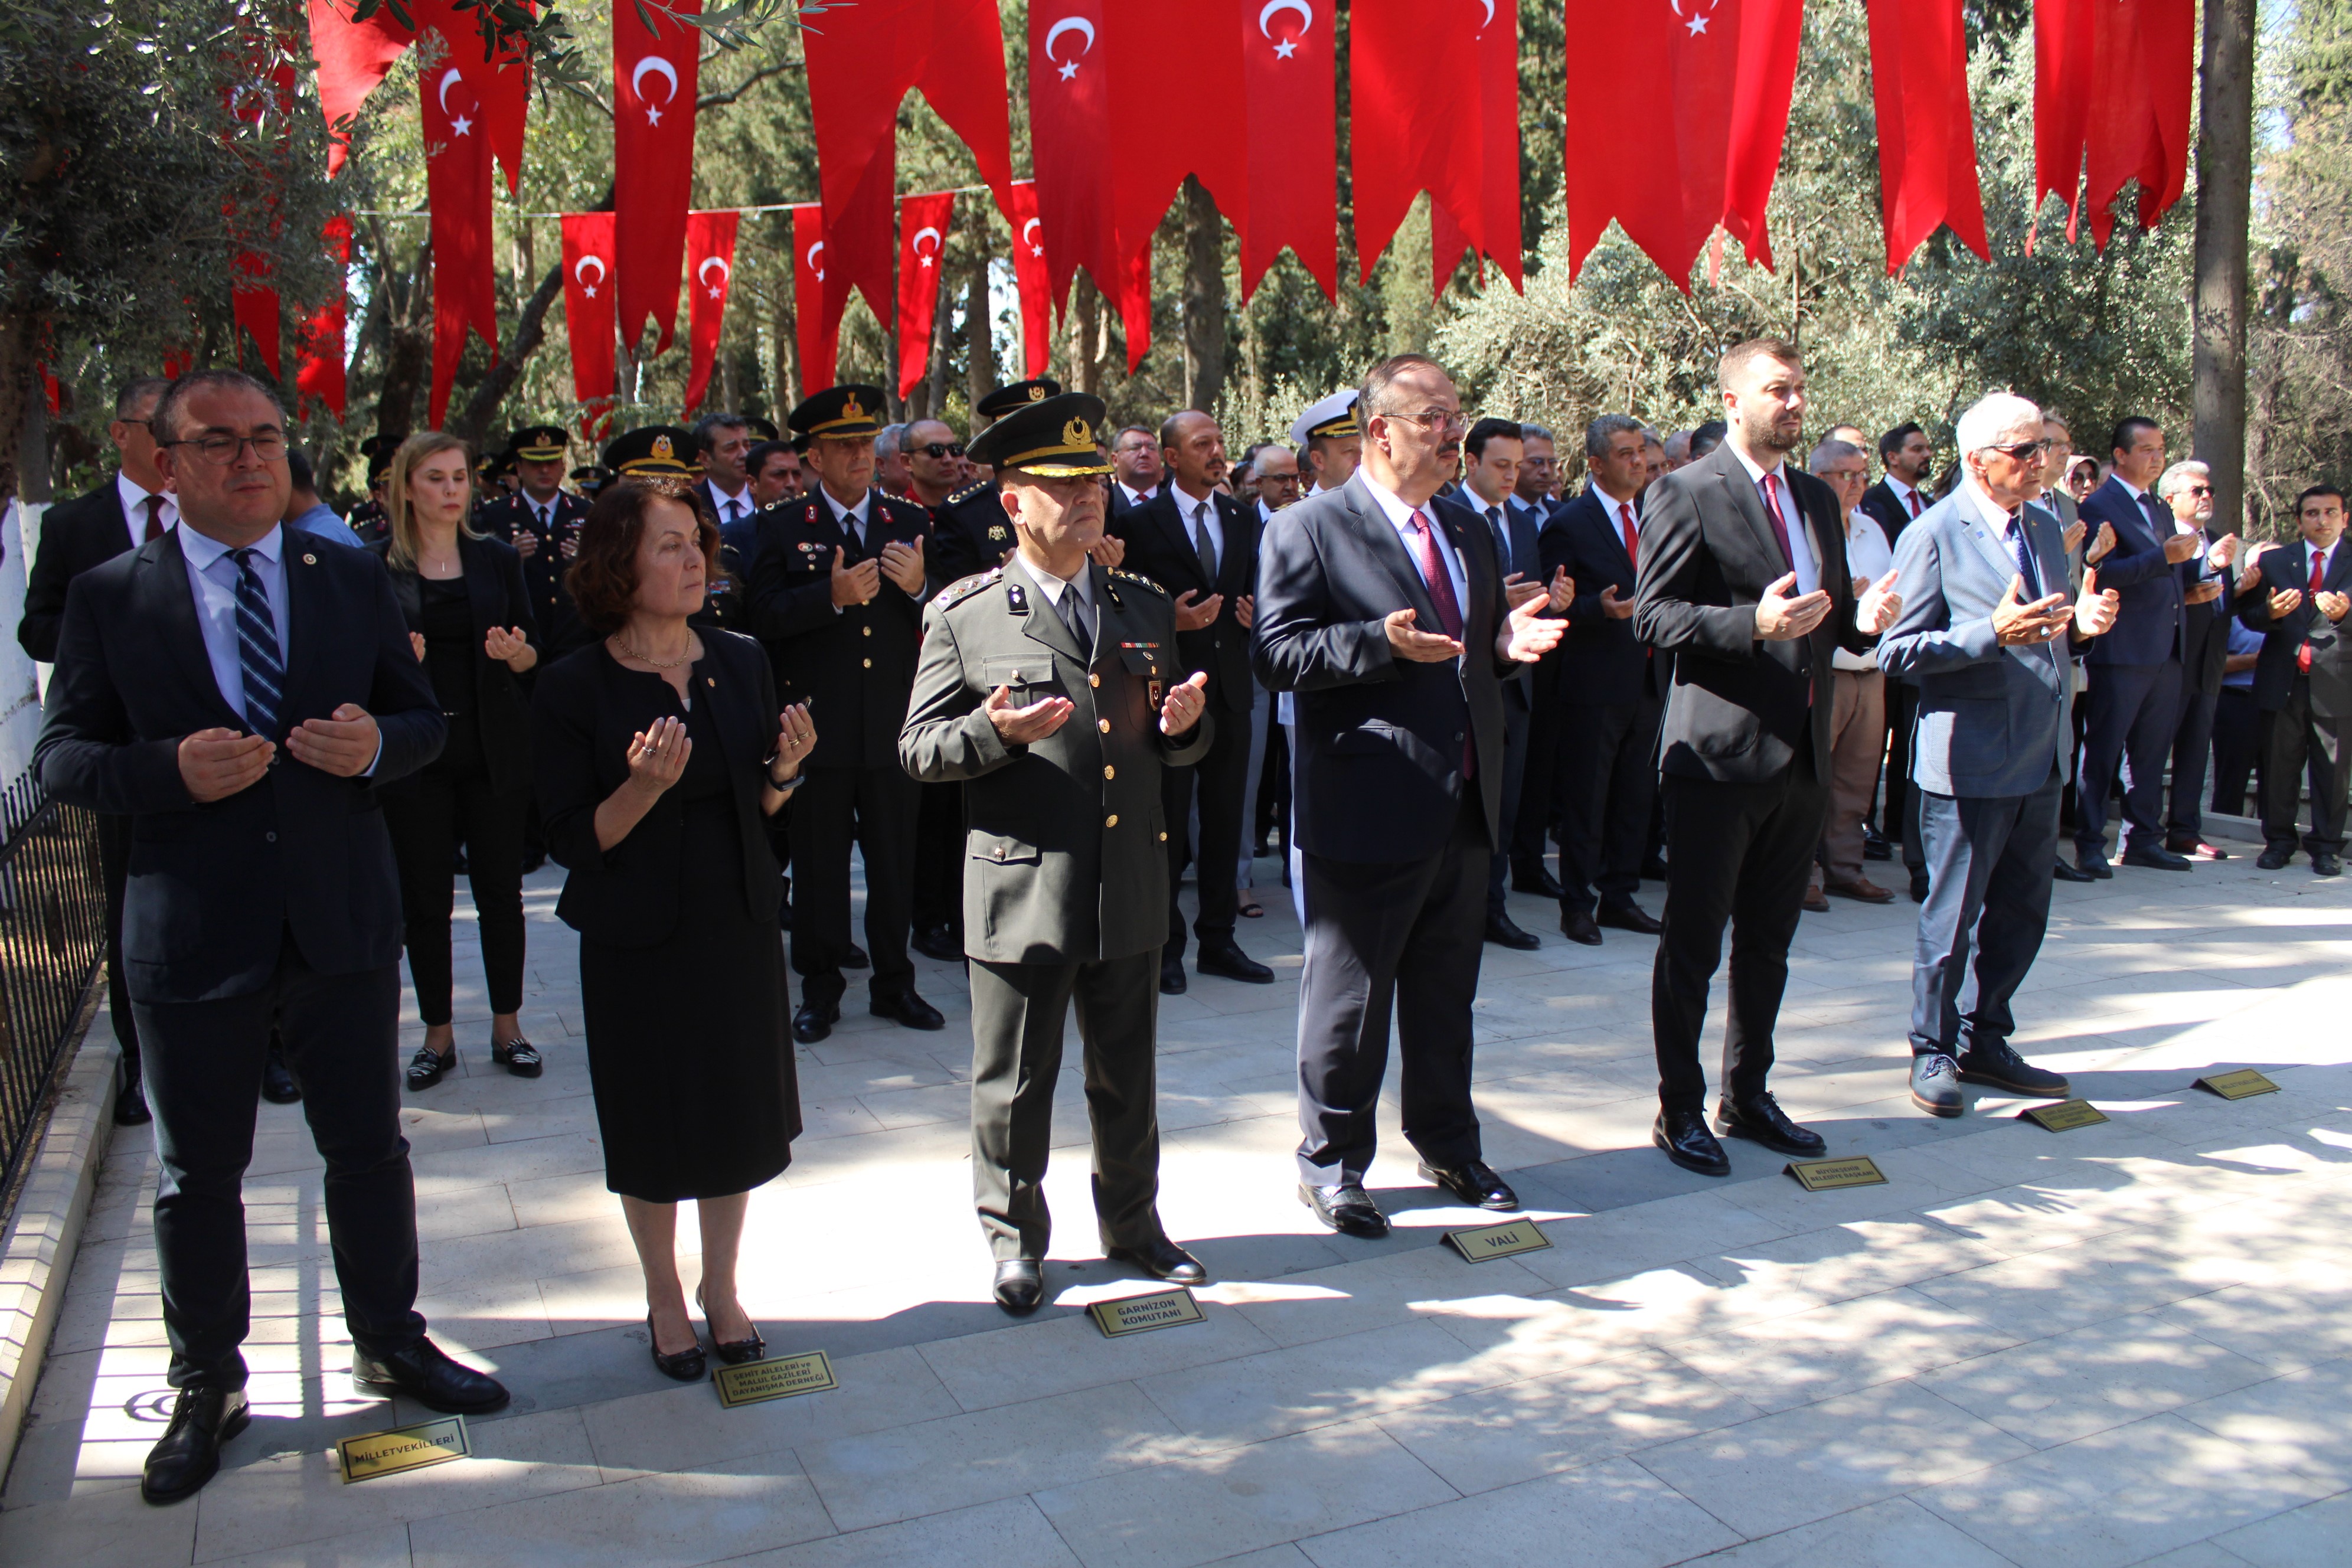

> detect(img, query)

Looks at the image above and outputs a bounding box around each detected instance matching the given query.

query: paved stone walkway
[4,849,2348,1567]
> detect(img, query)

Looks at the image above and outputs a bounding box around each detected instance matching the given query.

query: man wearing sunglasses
[2158,460,2247,863]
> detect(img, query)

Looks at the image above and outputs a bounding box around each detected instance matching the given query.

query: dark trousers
[1162,703,1250,954]
[1512,665,1563,873]
[1880,682,1921,843]
[1485,693,1532,915]
[911,780,965,936]
[2262,678,2348,855]
[2075,660,2183,859]
[2165,687,2222,845]
[1295,795,1488,1185]
[133,932,423,1389]
[967,949,1164,1260]
[1652,759,1829,1115]
[789,763,918,1001]
[96,812,142,1102]
[383,763,528,1024]
[1554,698,1661,915]
[1910,770,2061,1057]
[2210,688,2263,817]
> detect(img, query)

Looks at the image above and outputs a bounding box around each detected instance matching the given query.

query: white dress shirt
[118,472,178,548]
[1171,482,1224,574]
[1886,475,1925,521]
[1834,509,1896,671]
[1117,482,1159,510]
[705,478,752,528]
[1730,445,1821,597]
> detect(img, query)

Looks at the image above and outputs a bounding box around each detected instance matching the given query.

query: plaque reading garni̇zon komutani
[1087,1288,1206,1338]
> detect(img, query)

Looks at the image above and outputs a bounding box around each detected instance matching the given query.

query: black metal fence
[0,772,106,1204]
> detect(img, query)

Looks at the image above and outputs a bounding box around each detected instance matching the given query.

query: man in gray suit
[1878,394,2121,1117]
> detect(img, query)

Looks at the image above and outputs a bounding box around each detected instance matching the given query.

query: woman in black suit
[374,433,543,1089]
[531,473,813,1382]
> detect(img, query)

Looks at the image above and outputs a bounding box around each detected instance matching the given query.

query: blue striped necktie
[228,547,285,739]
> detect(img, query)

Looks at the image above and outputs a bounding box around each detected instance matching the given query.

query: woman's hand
[485,624,537,672]
[624,715,692,798]
[410,631,427,664]
[772,701,816,782]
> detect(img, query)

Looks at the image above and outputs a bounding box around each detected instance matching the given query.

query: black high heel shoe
[405,1044,455,1092]
[695,1287,766,1365]
[646,1314,705,1381]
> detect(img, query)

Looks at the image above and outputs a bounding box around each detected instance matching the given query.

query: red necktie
[1906,488,1922,518]
[2304,548,2327,672]
[143,495,164,543]
[1405,509,1472,780]
[1759,475,1796,569]
[1619,503,1638,569]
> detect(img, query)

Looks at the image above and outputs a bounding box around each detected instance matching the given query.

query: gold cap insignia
[652,434,675,461]
[1028,386,1046,401]
[1063,417,1092,448]
[842,393,866,420]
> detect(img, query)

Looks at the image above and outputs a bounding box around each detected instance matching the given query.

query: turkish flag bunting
[295,214,352,421]
[684,210,741,413]
[803,0,1014,331]
[1471,0,1524,292]
[232,255,283,379]
[894,192,955,400]
[1105,6,1244,290]
[1351,0,1518,289]
[560,212,618,439]
[1005,181,1051,380]
[1116,238,1152,374]
[224,35,297,379]
[2036,0,2194,249]
[1563,0,1802,287]
[417,0,517,427]
[792,204,842,392]
[307,0,413,177]
[1027,1,1118,319]
[1240,0,1336,301]
[1865,0,1987,270]
[614,0,698,355]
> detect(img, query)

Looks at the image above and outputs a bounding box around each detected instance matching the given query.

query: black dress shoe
[1639,854,1670,881]
[1862,830,1893,862]
[2052,859,2096,883]
[1954,1039,2070,1097]
[1653,1109,1731,1176]
[1197,940,1274,983]
[695,1287,765,1364]
[260,1050,302,1105]
[2256,845,2293,870]
[793,998,839,1043]
[842,942,870,969]
[1512,864,1565,899]
[1159,952,1188,994]
[1560,909,1603,946]
[993,1259,1044,1314]
[1485,913,1541,950]
[404,1044,455,1092]
[1299,1181,1390,1237]
[2077,854,2115,879]
[352,1338,509,1414]
[1419,1159,1520,1211]
[1909,872,1931,903]
[1714,1093,1825,1158]
[491,1037,543,1077]
[2315,853,2344,878]
[141,1386,249,1504]
[910,923,963,962]
[115,1082,152,1127]
[871,988,945,1031]
[2120,846,2193,871]
[1598,902,1664,935]
[645,1315,707,1381]
[1106,1237,1208,1284]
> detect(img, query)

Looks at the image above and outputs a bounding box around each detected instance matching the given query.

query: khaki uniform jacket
[900,556,1213,964]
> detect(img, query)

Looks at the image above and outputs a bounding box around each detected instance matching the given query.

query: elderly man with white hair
[2157,458,2245,861]
[1877,392,2121,1117]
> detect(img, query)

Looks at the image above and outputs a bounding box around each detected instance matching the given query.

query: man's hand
[558,533,578,560]
[1233,593,1254,629]
[1385,607,1464,662]
[1501,572,1547,612]
[1851,573,1871,598]
[285,703,381,778]
[983,683,1072,744]
[2062,518,2088,557]
[1755,572,1831,641]
[1501,595,1567,663]
[512,530,539,558]
[1173,589,1224,631]
[1546,567,1575,613]
[178,727,273,803]
[2320,590,2351,624]
[2184,579,2223,606]
[1992,574,2072,646]
[1086,534,1126,569]
[1158,669,1209,734]
[2161,528,2203,564]
[1600,583,1635,620]
[880,535,926,596]
[2086,521,2118,564]
[1857,567,1903,635]
[2269,586,2306,619]
[2075,567,2121,638]
[2209,533,2240,569]
[831,547,881,607]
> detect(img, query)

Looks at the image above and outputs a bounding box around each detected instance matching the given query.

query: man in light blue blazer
[1879,394,2121,1118]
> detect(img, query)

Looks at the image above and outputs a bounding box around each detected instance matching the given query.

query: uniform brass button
[1158,831,1168,842]
[1089,673,1100,687]
[862,657,872,668]
[862,625,871,636]
[1106,814,1118,827]
[1097,718,1110,733]
[1103,765,1115,780]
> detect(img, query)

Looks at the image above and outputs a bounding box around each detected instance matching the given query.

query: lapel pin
[302,553,318,565]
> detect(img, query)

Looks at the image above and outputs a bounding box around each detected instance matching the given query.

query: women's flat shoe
[696,1288,766,1364]
[491,1037,543,1077]
[646,1316,706,1381]
[404,1046,454,1092]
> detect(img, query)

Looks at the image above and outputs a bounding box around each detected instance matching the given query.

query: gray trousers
[1910,769,2062,1057]
[968,949,1166,1261]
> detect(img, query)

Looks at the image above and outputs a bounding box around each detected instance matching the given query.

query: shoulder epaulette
[948,481,995,506]
[1110,568,1168,596]
[936,568,1002,610]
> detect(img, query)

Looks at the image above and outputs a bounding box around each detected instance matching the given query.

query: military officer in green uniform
[901,392,1215,1315]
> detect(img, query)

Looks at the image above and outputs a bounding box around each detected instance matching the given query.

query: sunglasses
[1981,438,2053,461]
[919,443,966,459]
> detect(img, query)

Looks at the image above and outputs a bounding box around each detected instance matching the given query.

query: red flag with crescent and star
[792,203,842,393]
[893,191,956,399]
[1351,0,1512,285]
[1005,181,1051,380]
[684,210,741,413]
[1105,4,1245,308]
[614,0,699,355]
[1240,0,1336,301]
[306,0,413,177]
[417,0,520,427]
[2034,0,2194,249]
[560,212,618,439]
[295,214,352,420]
[1866,0,1987,272]
[1027,1,1120,319]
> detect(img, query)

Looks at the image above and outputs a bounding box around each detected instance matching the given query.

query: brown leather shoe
[1802,886,1831,913]
[1824,877,1894,904]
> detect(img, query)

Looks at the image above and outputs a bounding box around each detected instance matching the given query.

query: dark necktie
[1759,474,1796,570]
[842,508,864,560]
[1191,500,1219,584]
[1404,509,1471,779]
[1484,505,1510,574]
[143,495,165,543]
[1059,585,1091,651]
[228,547,285,740]
[2008,512,2040,597]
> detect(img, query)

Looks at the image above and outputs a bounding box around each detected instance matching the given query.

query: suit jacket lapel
[1344,474,1439,624]
[1716,452,1790,574]
[148,529,247,730]
[1151,491,1209,595]
[279,532,327,715]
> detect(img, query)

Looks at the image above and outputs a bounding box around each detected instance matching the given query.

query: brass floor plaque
[714,1351,837,1409]
[1785,1155,1888,1191]
[1088,1288,1205,1338]
[337,1416,469,1483]
[2020,1098,2110,1132]
[2196,1069,2281,1101]
[1442,1218,1553,1263]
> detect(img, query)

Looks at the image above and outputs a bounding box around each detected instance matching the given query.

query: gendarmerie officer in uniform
[900,392,1214,1314]
[480,423,597,659]
[926,379,1059,594]
[348,433,404,547]
[749,386,943,1041]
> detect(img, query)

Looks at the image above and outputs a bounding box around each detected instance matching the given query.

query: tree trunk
[1068,273,1102,400]
[1180,176,1226,414]
[449,259,565,446]
[772,280,800,409]
[375,239,434,437]
[0,308,38,509]
[2193,0,2256,532]
[964,254,993,415]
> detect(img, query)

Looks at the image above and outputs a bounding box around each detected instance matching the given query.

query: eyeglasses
[167,432,287,465]
[1979,438,2053,461]
[2184,484,2212,497]
[1391,409,1468,435]
[918,443,966,460]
